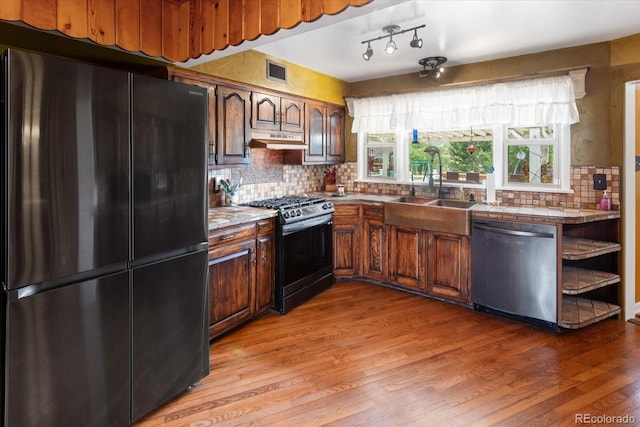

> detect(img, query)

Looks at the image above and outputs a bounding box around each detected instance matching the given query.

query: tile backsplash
[209,149,620,210]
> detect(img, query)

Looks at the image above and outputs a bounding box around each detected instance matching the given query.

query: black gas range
[242,195,334,314]
[243,195,335,225]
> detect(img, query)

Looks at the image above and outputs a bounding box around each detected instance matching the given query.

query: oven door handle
[281,215,333,236]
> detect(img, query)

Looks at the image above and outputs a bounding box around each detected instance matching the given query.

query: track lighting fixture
[385,35,397,55]
[410,29,423,48]
[361,24,425,60]
[363,42,373,61]
[418,56,447,78]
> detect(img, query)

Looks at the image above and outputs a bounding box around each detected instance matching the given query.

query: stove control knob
[283,212,290,219]
[296,209,302,216]
[323,202,333,209]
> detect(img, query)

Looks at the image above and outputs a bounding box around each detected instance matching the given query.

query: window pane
[507,144,555,184]
[367,146,395,178]
[366,132,395,178]
[507,125,554,140]
[411,129,493,182]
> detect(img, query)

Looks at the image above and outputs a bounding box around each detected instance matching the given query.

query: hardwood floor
[135,280,640,426]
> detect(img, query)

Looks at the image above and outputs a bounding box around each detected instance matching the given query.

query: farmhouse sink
[393,196,434,204]
[426,199,477,209]
[384,196,474,235]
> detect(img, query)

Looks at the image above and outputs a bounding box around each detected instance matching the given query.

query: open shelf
[561,296,621,329]
[562,266,620,295]
[562,237,621,260]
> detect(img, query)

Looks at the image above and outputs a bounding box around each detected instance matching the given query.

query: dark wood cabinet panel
[208,218,275,339]
[255,228,275,313]
[281,97,305,133]
[326,106,345,164]
[208,239,256,338]
[362,206,387,280]
[333,224,360,277]
[389,226,424,291]
[216,85,251,165]
[304,102,326,163]
[251,91,304,133]
[426,232,470,303]
[251,92,280,131]
[333,204,361,277]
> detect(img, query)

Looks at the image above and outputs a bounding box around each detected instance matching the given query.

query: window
[365,132,396,179]
[505,126,556,185]
[358,123,571,192]
[410,129,493,184]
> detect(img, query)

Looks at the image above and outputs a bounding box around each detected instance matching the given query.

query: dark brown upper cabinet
[251,91,305,133]
[216,85,251,165]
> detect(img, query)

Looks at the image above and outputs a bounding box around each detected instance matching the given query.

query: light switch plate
[593,173,606,190]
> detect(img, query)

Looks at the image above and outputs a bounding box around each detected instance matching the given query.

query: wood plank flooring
[135,280,640,426]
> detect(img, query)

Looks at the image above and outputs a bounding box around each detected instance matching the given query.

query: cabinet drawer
[209,223,256,248]
[333,204,361,224]
[256,218,275,237]
[362,205,384,221]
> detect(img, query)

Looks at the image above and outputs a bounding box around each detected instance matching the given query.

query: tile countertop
[312,192,620,225]
[208,207,278,231]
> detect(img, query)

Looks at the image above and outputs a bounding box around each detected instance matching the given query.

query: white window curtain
[350,75,579,133]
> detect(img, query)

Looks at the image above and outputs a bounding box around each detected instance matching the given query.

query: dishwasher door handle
[473,224,555,238]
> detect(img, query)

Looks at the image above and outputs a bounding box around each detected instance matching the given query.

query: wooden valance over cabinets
[0,0,372,63]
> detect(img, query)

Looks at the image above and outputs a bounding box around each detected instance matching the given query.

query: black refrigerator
[1,49,209,426]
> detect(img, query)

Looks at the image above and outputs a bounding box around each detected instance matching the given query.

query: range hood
[250,131,306,150]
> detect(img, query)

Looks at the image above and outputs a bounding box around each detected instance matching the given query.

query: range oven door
[276,214,334,313]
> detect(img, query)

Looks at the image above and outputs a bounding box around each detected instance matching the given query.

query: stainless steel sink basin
[426,199,477,209]
[384,197,474,235]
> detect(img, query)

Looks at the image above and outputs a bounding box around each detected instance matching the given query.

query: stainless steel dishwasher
[471,218,558,327]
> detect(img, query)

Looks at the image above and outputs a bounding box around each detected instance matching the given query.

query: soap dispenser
[600,191,611,211]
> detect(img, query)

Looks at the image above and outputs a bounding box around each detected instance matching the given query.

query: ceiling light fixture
[410,29,423,48]
[361,24,425,60]
[363,42,373,61]
[418,56,447,78]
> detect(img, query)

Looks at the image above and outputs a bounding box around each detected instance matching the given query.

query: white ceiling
[183,0,640,83]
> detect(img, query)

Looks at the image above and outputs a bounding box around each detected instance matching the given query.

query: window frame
[356,123,572,193]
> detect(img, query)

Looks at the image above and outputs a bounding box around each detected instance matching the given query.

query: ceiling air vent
[267,60,287,83]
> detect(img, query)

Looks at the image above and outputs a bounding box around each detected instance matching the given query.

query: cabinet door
[255,233,275,313]
[304,102,326,163]
[389,226,425,290]
[216,85,251,165]
[208,240,256,338]
[426,231,470,303]
[363,209,388,280]
[280,97,305,133]
[251,91,280,131]
[326,106,345,164]
[333,223,360,276]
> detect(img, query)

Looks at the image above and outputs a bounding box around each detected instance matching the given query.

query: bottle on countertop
[600,191,611,211]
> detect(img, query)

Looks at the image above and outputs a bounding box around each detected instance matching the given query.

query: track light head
[385,38,397,55]
[410,30,422,48]
[363,42,373,61]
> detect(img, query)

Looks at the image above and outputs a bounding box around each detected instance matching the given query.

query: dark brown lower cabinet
[208,218,275,339]
[332,204,361,277]
[362,206,388,280]
[389,225,425,291]
[426,231,471,303]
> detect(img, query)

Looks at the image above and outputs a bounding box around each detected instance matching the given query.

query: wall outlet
[593,173,607,190]
[210,176,224,192]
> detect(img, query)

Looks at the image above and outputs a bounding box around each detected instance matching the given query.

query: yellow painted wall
[189,50,347,106]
